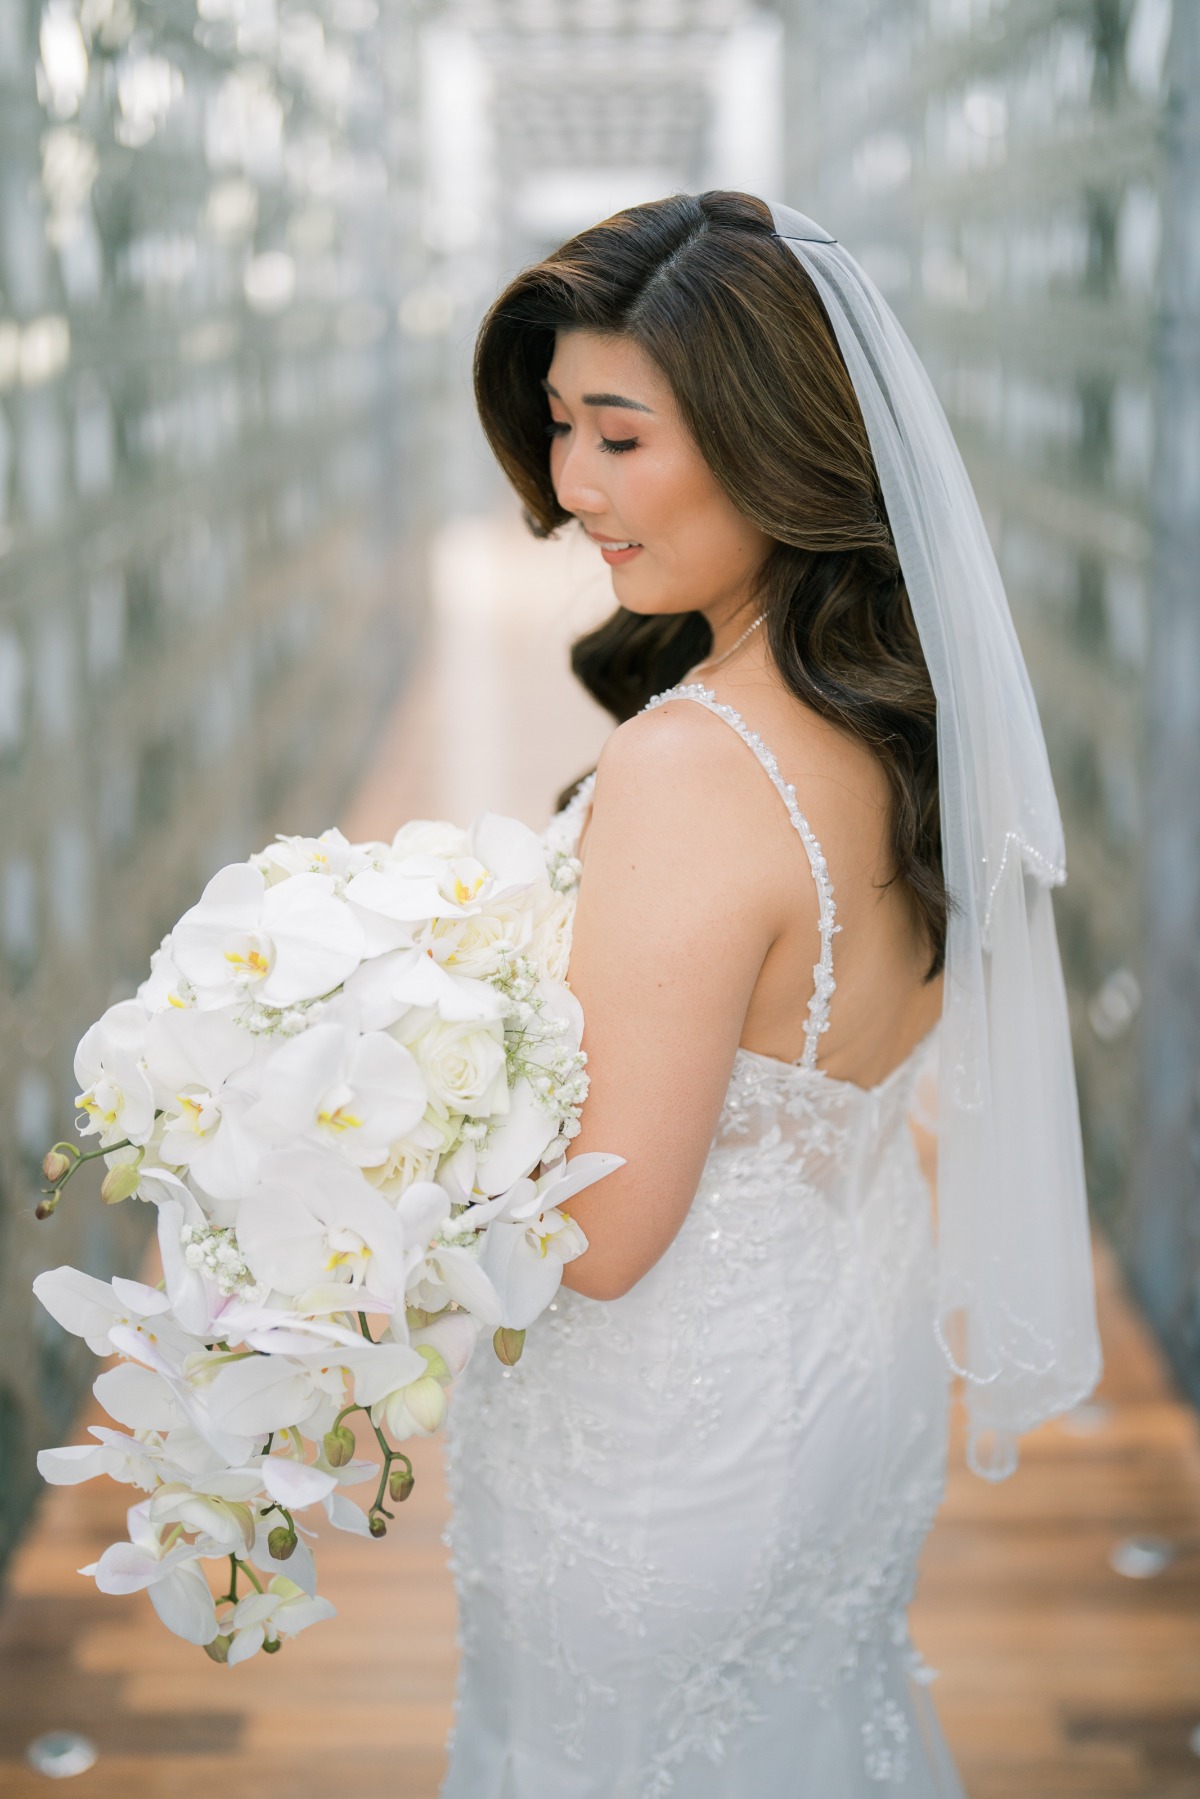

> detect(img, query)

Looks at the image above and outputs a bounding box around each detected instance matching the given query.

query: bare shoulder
[593,692,791,850]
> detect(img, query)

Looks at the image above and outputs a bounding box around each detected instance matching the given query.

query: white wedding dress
[441,681,967,1798]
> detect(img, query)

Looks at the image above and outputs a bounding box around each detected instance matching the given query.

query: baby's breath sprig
[180,1223,269,1301]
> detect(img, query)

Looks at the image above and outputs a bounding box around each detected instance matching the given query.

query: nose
[551,436,609,520]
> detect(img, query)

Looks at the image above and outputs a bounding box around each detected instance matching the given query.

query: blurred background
[1,0,1199,1792]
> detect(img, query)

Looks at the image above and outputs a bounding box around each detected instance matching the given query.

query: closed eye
[543,422,639,455]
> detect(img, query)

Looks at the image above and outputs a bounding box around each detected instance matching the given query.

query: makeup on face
[543,329,773,621]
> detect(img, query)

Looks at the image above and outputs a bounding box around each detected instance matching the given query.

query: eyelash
[544,422,639,455]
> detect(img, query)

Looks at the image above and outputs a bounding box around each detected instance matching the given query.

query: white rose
[531,889,576,985]
[389,820,472,860]
[395,1013,509,1115]
[362,1102,464,1195]
[415,900,534,979]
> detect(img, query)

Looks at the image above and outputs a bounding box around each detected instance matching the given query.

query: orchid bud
[368,1513,388,1538]
[402,1374,447,1435]
[388,1466,415,1503]
[42,1149,71,1183]
[262,1636,282,1654]
[493,1327,525,1367]
[267,1525,297,1561]
[322,1424,355,1467]
[203,1633,233,1664]
[35,1191,61,1221]
[101,1162,141,1206]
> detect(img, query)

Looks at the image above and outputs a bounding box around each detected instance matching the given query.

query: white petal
[478,1221,566,1330]
[226,1622,266,1664]
[472,1079,558,1197]
[204,1355,319,1438]
[260,1458,338,1509]
[38,1443,115,1485]
[259,874,365,1006]
[339,1342,426,1408]
[323,1490,372,1536]
[148,1562,220,1644]
[427,1244,503,1327]
[93,1362,181,1432]
[110,1276,172,1315]
[33,1266,123,1356]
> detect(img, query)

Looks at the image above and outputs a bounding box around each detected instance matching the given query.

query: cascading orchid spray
[32,810,621,1664]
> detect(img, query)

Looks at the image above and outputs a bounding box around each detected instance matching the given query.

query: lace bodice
[440,683,960,1799]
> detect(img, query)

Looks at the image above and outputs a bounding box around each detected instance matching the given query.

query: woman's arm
[555,697,809,1301]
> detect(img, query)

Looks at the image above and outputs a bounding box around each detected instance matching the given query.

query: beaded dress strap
[640,682,840,1073]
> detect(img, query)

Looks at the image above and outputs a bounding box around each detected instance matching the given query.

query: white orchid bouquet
[32,811,620,1665]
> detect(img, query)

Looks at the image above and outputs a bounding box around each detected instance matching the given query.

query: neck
[694,605,767,674]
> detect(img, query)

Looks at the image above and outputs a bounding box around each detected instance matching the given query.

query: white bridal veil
[768,201,1103,1479]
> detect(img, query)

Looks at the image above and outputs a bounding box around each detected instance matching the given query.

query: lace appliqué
[640,682,841,1071]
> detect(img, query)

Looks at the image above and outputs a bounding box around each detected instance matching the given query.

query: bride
[440,191,1101,1797]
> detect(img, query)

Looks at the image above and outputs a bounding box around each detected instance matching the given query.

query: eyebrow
[540,377,653,415]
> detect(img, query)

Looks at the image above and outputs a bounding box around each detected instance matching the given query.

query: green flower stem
[235,1557,264,1595]
[219,1554,265,1609]
[366,1414,413,1524]
[357,1310,376,1343]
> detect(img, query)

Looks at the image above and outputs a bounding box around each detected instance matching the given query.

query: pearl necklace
[693,610,767,674]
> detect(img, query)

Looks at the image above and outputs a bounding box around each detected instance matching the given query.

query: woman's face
[543,329,774,626]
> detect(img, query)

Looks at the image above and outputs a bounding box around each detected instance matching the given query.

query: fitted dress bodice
[441,683,965,1798]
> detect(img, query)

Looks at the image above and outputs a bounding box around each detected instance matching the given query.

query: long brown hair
[473,189,949,981]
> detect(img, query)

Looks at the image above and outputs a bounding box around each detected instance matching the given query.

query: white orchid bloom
[73,1000,157,1148]
[248,1022,427,1167]
[237,1147,415,1313]
[143,1008,264,1199]
[472,1152,625,1330]
[404,1236,504,1327]
[388,1180,498,1322]
[38,1429,170,1492]
[337,945,509,1036]
[148,1473,261,1555]
[32,1265,195,1361]
[137,935,195,1012]
[224,1574,336,1665]
[171,864,365,1011]
[82,1500,219,1646]
[345,811,546,929]
[252,827,385,888]
[104,1323,320,1465]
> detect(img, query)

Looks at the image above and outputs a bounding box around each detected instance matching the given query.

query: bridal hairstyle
[473,188,949,980]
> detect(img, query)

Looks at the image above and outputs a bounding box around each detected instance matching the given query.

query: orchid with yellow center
[468,1152,625,1330]
[73,999,156,1149]
[172,863,365,1011]
[247,1022,426,1167]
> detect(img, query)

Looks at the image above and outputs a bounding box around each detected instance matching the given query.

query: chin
[611,586,695,620]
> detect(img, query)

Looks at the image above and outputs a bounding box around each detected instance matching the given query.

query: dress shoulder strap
[640,681,840,1072]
